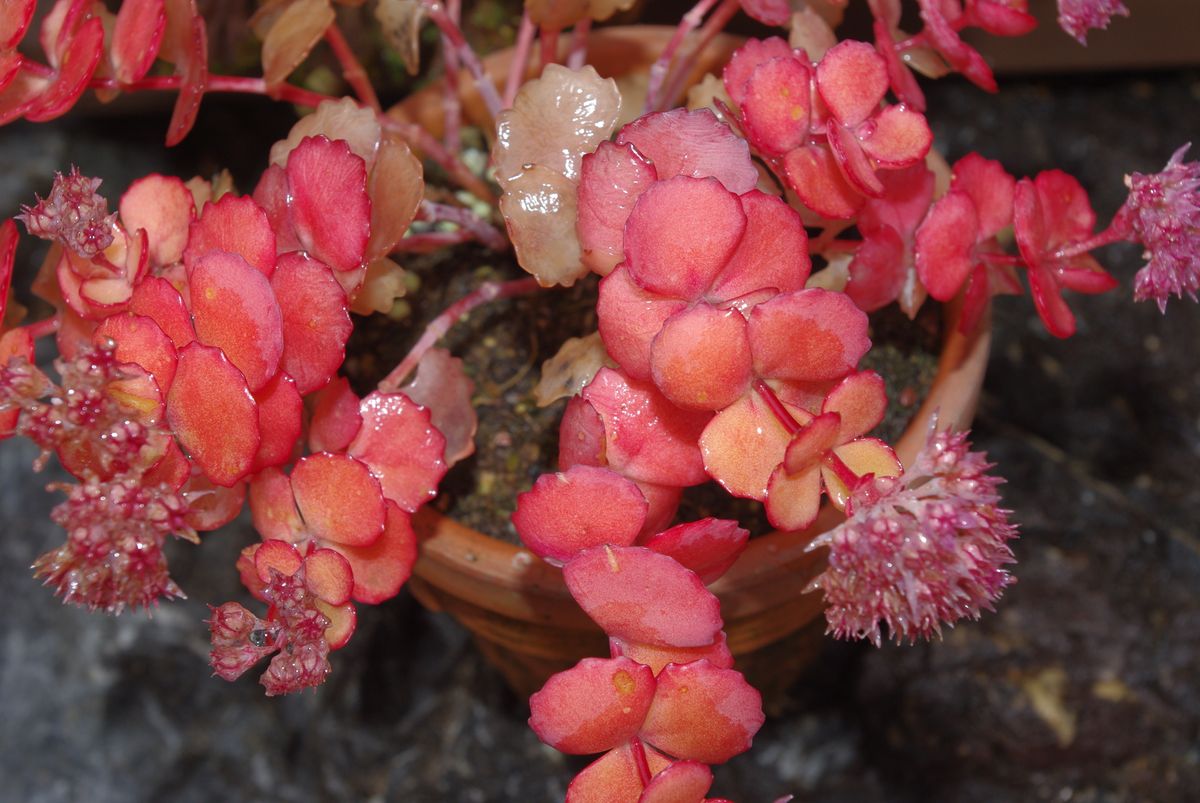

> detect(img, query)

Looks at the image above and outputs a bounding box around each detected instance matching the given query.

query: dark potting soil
[347,248,941,543]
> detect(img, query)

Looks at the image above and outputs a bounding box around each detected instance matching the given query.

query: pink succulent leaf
[290,453,386,548]
[640,660,765,764]
[1026,260,1078,338]
[250,371,301,471]
[639,760,713,803]
[710,190,811,302]
[271,251,352,395]
[615,108,758,194]
[722,37,796,108]
[581,367,711,488]
[624,176,747,301]
[1117,143,1200,311]
[252,163,301,252]
[1057,0,1129,44]
[254,538,304,584]
[0,0,36,50]
[164,2,207,147]
[917,0,997,92]
[699,391,796,500]
[183,194,276,278]
[303,547,354,606]
[308,376,362,454]
[166,341,260,487]
[129,276,195,349]
[816,40,888,128]
[334,500,417,604]
[188,250,284,392]
[781,412,842,474]
[915,190,980,301]
[528,656,656,754]
[597,266,688,381]
[650,304,752,411]
[740,0,792,26]
[577,141,658,276]
[635,481,684,540]
[499,165,587,288]
[748,289,871,382]
[808,428,1018,646]
[285,135,371,272]
[564,545,723,648]
[643,518,749,584]
[871,16,925,112]
[401,348,477,467]
[846,224,906,311]
[348,391,448,513]
[248,467,304,542]
[118,174,194,267]
[765,461,824,531]
[740,56,813,157]
[965,0,1037,36]
[513,465,648,566]
[181,474,246,531]
[112,0,166,84]
[951,153,1016,238]
[610,632,734,677]
[93,313,179,395]
[566,742,673,803]
[782,143,865,219]
[24,15,104,123]
[0,218,15,323]
[558,396,608,469]
[823,370,887,441]
[827,122,885,197]
[860,105,932,168]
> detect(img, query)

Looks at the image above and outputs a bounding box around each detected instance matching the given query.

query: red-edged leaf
[822,437,900,508]
[698,391,796,500]
[748,289,871,382]
[576,141,658,276]
[1,219,21,324]
[334,500,417,604]
[112,0,166,84]
[184,194,276,278]
[782,144,865,219]
[512,466,647,565]
[643,519,748,584]
[914,191,979,301]
[303,547,353,606]
[255,538,303,582]
[314,598,356,649]
[860,104,932,167]
[0,328,35,438]
[25,16,103,123]
[251,371,302,471]
[119,175,195,267]
[650,304,751,411]
[94,313,178,393]
[564,545,722,648]
[129,275,194,348]
[816,40,887,127]
[741,56,812,156]
[252,163,301,252]
[528,656,656,754]
[639,760,713,803]
[616,108,758,194]
[188,250,283,392]
[822,370,886,441]
[0,0,36,50]
[167,341,260,486]
[722,37,794,106]
[597,266,688,381]
[142,437,190,490]
[558,396,607,469]
[308,376,361,453]
[567,743,672,803]
[581,368,711,488]
[165,6,207,147]
[1026,262,1076,338]
[640,661,764,764]
[610,632,734,677]
[271,251,351,394]
[291,452,386,547]
[766,458,823,531]
[181,474,247,530]
[402,348,477,467]
[248,466,303,542]
[286,136,370,272]
[348,391,447,512]
[952,153,1015,238]
[740,0,791,26]
[846,224,906,312]
[827,122,884,197]
[710,190,811,302]
[624,176,746,301]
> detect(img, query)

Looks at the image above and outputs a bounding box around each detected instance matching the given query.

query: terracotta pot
[397,26,993,700]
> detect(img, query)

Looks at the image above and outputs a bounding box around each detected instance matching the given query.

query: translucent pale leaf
[402,348,477,467]
[366,135,424,261]
[119,174,194,267]
[261,0,334,88]
[269,97,381,168]
[500,165,587,287]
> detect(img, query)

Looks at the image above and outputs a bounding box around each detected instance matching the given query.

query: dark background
[1,5,1198,802]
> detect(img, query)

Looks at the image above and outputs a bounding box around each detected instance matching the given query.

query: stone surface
[1,66,1198,803]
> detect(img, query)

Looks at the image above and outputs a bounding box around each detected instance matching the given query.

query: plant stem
[658,0,740,111]
[88,74,336,109]
[539,28,560,69]
[378,277,540,391]
[1053,227,1126,260]
[754,380,802,436]
[418,200,508,250]
[391,230,477,253]
[324,24,382,113]
[24,316,60,341]
[380,115,498,206]
[566,19,592,70]
[504,11,537,108]
[440,0,463,152]
[645,0,721,113]
[421,0,505,120]
[822,448,862,490]
[629,737,653,788]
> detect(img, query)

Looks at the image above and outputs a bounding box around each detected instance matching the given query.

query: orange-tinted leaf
[94,313,179,393]
[334,500,417,603]
[610,632,733,677]
[120,174,195,267]
[248,466,303,541]
[639,760,713,803]
[307,376,361,453]
[513,466,647,565]
[129,275,195,348]
[304,547,353,606]
[640,661,764,764]
[650,304,751,411]
[251,371,302,470]
[366,135,423,261]
[315,598,356,649]
[182,474,247,529]
[262,0,334,88]
[567,742,672,803]
[748,289,871,382]
[255,538,303,582]
[112,0,166,84]
[348,391,447,513]
[291,453,386,547]
[184,194,276,278]
[402,348,476,467]
[528,656,656,754]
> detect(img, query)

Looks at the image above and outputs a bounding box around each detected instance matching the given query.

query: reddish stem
[422,0,504,120]
[539,28,561,70]
[24,316,60,341]
[658,0,740,112]
[753,380,802,436]
[645,0,721,113]
[378,277,540,391]
[1053,227,1126,260]
[89,74,335,109]
[822,448,863,490]
[324,24,382,113]
[417,200,508,249]
[391,230,476,253]
[566,18,592,70]
[380,116,498,206]
[440,0,463,152]
[980,252,1023,267]
[629,737,654,788]
[503,11,537,108]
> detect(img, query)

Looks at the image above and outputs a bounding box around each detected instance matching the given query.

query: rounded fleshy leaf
[513,466,648,565]
[699,393,793,500]
[914,190,979,301]
[334,500,417,604]
[262,0,334,87]
[112,0,165,84]
[493,64,621,184]
[860,104,932,168]
[308,376,362,453]
[254,538,303,582]
[0,0,35,50]
[741,56,812,156]
[639,760,713,803]
[286,135,370,272]
[167,341,260,486]
[643,519,749,584]
[566,742,672,803]
[119,174,194,267]
[722,37,795,107]
[650,304,751,411]
[182,474,247,530]
[822,437,901,509]
[564,546,722,648]
[710,190,811,301]
[625,176,746,300]
[823,370,887,441]
[597,266,688,381]
[748,289,870,382]
[581,368,711,488]
[164,3,207,147]
[25,17,104,123]
[184,194,276,278]
[816,40,887,127]
[270,97,382,167]
[94,313,178,394]
[952,153,1015,239]
[366,135,424,261]
[401,348,477,467]
[348,391,448,512]
[251,371,302,471]
[291,453,386,547]
[577,141,657,276]
[616,108,757,194]
[781,413,841,474]
[314,598,356,650]
[252,163,301,252]
[142,437,190,491]
[640,661,765,764]
[271,251,352,394]
[765,462,823,531]
[534,332,609,408]
[827,122,885,197]
[782,144,865,219]
[129,275,195,348]
[303,547,353,606]
[610,632,734,677]
[528,656,656,754]
[248,467,303,542]
[500,165,586,287]
[558,396,607,469]
[189,250,284,392]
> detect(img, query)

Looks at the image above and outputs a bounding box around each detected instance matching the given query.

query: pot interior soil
[346,242,941,545]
